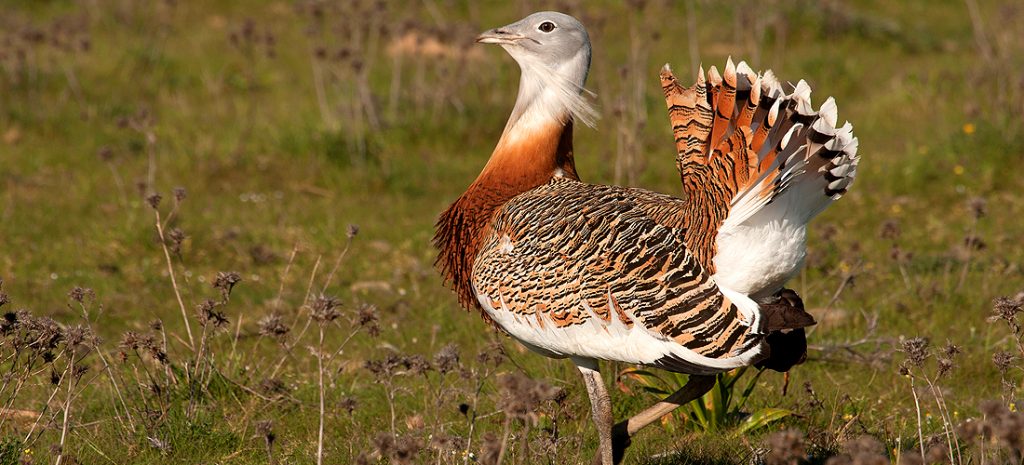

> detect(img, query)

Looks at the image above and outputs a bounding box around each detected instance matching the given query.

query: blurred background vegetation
[1,0,1023,464]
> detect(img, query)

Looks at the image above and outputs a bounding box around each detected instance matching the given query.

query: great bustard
[434,11,859,465]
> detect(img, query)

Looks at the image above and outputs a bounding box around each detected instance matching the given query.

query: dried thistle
[97,145,114,161]
[936,341,961,378]
[258,378,289,396]
[963,234,986,251]
[310,294,342,324]
[479,432,501,465]
[146,193,162,209]
[257,313,290,339]
[167,228,186,255]
[497,373,562,424]
[257,420,276,463]
[968,196,987,219]
[196,299,228,329]
[901,337,930,369]
[213,271,242,298]
[356,303,379,335]
[403,354,431,376]
[993,351,1015,374]
[120,331,141,351]
[476,342,506,367]
[764,429,807,465]
[373,432,422,465]
[365,353,402,379]
[989,296,1024,331]
[879,219,901,241]
[340,396,357,414]
[960,400,1024,457]
[434,343,460,375]
[67,286,93,304]
[63,324,94,351]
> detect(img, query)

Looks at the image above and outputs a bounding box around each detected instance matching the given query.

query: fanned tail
[660,58,860,231]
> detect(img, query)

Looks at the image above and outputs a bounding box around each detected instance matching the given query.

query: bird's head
[476,11,590,70]
[476,11,597,129]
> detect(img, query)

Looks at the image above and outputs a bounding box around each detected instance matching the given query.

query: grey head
[477,12,597,129]
[476,11,591,73]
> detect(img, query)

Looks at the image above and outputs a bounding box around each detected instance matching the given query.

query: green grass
[1,1,1023,464]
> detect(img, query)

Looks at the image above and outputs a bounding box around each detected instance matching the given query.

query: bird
[433,11,859,465]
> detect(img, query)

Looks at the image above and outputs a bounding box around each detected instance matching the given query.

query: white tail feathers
[723,69,860,230]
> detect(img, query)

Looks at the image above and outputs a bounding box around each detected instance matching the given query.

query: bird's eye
[538,21,556,33]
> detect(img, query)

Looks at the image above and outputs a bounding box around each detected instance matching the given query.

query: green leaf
[733,408,794,436]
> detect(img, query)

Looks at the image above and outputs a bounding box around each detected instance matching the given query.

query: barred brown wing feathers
[470,178,764,373]
[660,58,860,236]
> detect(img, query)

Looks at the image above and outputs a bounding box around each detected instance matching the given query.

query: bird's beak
[476,28,524,45]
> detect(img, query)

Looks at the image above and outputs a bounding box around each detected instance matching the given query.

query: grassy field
[2,0,1024,464]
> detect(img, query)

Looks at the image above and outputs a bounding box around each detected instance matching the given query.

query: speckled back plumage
[470,177,765,374]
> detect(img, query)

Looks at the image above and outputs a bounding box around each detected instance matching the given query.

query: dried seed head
[257,313,290,339]
[900,337,929,368]
[213,271,242,298]
[820,224,838,243]
[356,303,379,335]
[480,432,501,465]
[196,299,229,329]
[310,294,342,324]
[63,324,89,347]
[340,396,357,413]
[365,353,402,379]
[347,224,359,238]
[120,331,141,350]
[97,145,114,161]
[428,433,464,454]
[936,357,955,378]
[497,373,562,424]
[879,219,901,241]
[249,244,279,265]
[764,429,806,465]
[963,234,986,251]
[168,228,186,255]
[989,296,1023,328]
[67,286,93,304]
[476,342,506,367]
[373,432,422,465]
[434,343,460,375]
[959,400,1024,453]
[968,196,987,219]
[403,354,432,376]
[256,420,275,445]
[994,351,1015,374]
[404,414,424,431]
[943,341,961,358]
[173,187,186,202]
[258,377,289,396]
[146,193,162,209]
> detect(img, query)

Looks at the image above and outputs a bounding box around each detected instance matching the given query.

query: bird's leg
[574,358,614,465]
[594,375,716,465]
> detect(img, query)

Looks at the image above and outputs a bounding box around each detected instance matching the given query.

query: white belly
[471,285,765,374]
[712,218,806,301]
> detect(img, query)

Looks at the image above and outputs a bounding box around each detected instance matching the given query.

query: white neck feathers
[499,48,597,145]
